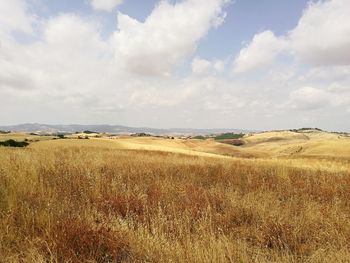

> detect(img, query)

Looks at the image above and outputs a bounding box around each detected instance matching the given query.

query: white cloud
[0,0,36,37]
[233,30,287,73]
[327,82,350,94]
[0,13,118,102]
[302,66,350,82]
[130,86,197,107]
[289,87,329,110]
[192,57,226,75]
[90,0,123,12]
[1,0,350,131]
[43,15,110,56]
[113,0,228,76]
[192,57,212,75]
[213,60,225,72]
[290,0,350,66]
[234,0,350,73]
[0,60,39,90]
[0,1,230,118]
[205,94,246,112]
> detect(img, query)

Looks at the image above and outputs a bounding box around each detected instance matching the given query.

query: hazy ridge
[0,123,253,135]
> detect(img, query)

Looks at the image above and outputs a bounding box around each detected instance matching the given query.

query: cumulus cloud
[43,15,110,56]
[233,30,287,73]
[113,0,228,76]
[289,87,329,110]
[90,0,123,12]
[327,82,350,94]
[302,66,350,82]
[0,0,36,37]
[192,57,226,75]
[0,13,119,105]
[290,0,350,66]
[0,0,231,119]
[286,83,350,114]
[205,94,246,112]
[0,60,38,90]
[1,0,350,130]
[234,0,350,73]
[130,86,197,107]
[192,57,212,75]
[213,60,225,72]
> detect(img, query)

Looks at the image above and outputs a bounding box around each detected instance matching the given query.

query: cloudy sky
[1,0,350,131]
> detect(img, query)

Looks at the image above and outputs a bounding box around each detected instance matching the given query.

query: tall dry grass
[0,143,350,262]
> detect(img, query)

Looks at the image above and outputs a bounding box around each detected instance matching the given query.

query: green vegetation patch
[214,133,245,140]
[131,133,152,137]
[193,135,206,140]
[0,139,29,148]
[83,130,98,134]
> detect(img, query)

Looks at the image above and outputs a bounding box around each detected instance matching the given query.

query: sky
[0,0,350,131]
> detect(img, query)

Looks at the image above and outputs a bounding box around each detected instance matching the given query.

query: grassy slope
[0,133,56,142]
[242,131,350,158]
[0,131,350,262]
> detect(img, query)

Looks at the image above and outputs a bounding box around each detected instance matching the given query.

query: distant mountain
[0,123,254,136]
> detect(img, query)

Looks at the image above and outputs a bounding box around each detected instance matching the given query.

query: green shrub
[193,135,206,140]
[83,130,97,134]
[214,133,245,140]
[0,139,29,148]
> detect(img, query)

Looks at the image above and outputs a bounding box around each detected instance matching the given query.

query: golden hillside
[0,130,349,262]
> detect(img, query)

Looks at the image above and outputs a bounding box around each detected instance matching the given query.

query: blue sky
[1,0,350,131]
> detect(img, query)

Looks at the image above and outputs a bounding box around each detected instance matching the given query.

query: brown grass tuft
[52,219,130,263]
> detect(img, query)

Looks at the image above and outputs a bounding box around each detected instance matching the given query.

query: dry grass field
[1,130,350,262]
